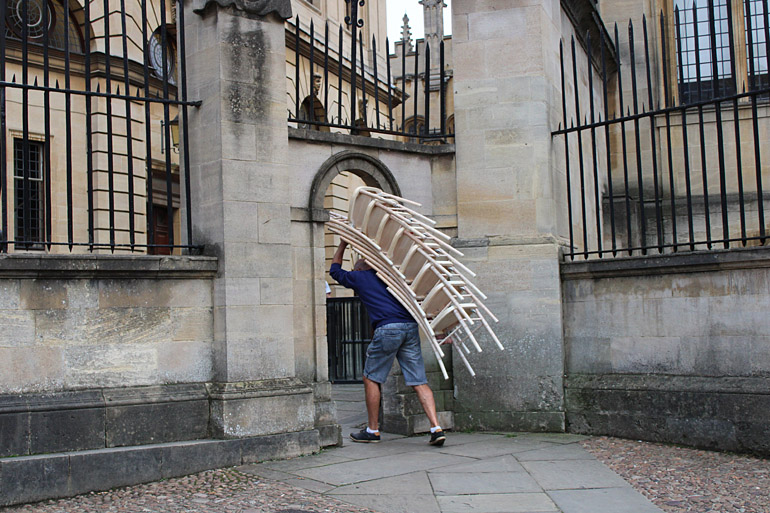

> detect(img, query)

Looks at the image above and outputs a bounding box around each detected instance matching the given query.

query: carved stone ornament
[192,0,292,19]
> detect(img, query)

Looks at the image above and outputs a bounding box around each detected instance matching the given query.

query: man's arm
[332,240,348,266]
[329,241,355,289]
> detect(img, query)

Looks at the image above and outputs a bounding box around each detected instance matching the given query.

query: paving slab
[293,451,477,486]
[260,450,355,470]
[436,492,559,513]
[428,454,528,474]
[520,460,630,490]
[548,487,664,513]
[513,433,591,444]
[429,471,542,495]
[331,471,433,495]
[325,438,416,460]
[514,443,596,462]
[439,437,561,459]
[398,432,504,446]
[331,493,442,513]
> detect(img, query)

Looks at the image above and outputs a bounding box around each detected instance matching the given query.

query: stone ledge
[0,254,218,279]
[0,431,321,507]
[565,374,770,456]
[566,373,770,395]
[289,127,456,155]
[0,383,209,414]
[454,411,566,433]
[561,246,770,280]
[206,377,312,400]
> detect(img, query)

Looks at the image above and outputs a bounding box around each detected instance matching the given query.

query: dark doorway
[150,205,171,255]
[326,297,372,383]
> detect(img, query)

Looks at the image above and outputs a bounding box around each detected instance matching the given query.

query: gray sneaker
[350,429,381,443]
[429,430,446,446]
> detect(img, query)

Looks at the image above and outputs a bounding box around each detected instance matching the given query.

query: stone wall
[0,255,217,395]
[0,254,216,459]
[562,247,770,455]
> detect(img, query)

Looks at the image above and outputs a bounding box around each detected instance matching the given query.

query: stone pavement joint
[239,384,664,513]
[8,385,767,513]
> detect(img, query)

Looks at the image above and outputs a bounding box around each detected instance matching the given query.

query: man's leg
[363,376,381,431]
[413,383,439,428]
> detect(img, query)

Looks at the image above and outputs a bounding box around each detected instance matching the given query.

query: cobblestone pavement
[4,436,768,513]
[1,468,379,513]
[582,436,770,513]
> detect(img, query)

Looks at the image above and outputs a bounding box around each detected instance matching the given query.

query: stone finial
[418,0,445,42]
[192,0,292,19]
[401,13,413,53]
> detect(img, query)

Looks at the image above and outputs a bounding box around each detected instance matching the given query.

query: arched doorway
[309,152,399,382]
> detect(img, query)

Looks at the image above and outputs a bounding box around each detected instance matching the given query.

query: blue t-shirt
[330,263,415,329]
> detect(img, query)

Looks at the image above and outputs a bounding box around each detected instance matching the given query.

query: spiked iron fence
[287,0,451,142]
[1,0,200,254]
[554,3,770,260]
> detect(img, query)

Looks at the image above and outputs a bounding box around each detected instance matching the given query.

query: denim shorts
[364,322,427,386]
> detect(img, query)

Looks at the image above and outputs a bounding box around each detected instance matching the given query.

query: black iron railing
[288,0,452,143]
[1,0,200,254]
[553,6,770,260]
[327,296,372,384]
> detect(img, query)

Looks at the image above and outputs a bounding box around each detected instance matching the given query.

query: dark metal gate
[326,297,372,384]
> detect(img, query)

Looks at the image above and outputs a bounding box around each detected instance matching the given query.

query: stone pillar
[451,0,567,431]
[184,0,317,440]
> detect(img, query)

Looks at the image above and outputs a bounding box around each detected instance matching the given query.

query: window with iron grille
[672,0,769,103]
[744,0,770,93]
[13,139,46,247]
[4,0,84,52]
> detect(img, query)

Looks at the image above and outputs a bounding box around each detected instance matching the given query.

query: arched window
[148,26,177,85]
[403,116,425,142]
[4,0,84,53]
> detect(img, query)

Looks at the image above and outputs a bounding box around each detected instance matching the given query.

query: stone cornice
[561,246,770,279]
[0,254,218,279]
[192,0,292,19]
[561,0,618,74]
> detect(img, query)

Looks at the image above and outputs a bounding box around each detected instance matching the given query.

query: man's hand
[332,240,348,266]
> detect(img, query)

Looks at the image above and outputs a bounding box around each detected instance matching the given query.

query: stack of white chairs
[326,187,503,379]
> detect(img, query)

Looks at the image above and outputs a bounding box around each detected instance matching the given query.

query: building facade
[1,0,769,506]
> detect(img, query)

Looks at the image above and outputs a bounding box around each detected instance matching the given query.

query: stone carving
[192,0,292,19]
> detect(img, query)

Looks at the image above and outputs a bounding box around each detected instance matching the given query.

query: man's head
[353,259,372,272]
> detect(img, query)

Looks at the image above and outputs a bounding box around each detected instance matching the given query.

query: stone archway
[308,151,400,384]
[308,151,401,219]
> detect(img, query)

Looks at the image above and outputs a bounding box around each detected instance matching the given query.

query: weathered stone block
[38,307,172,347]
[63,344,158,388]
[0,347,65,393]
[157,341,214,382]
[170,308,215,342]
[0,411,30,457]
[260,277,292,305]
[160,439,241,479]
[68,446,164,496]
[208,379,314,438]
[0,310,36,347]
[257,203,291,244]
[0,281,20,309]
[0,453,70,506]
[19,280,68,310]
[317,424,342,447]
[240,430,320,464]
[105,400,209,447]
[29,408,105,454]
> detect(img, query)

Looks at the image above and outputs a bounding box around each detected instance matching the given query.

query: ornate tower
[419,0,445,69]
[401,13,414,53]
